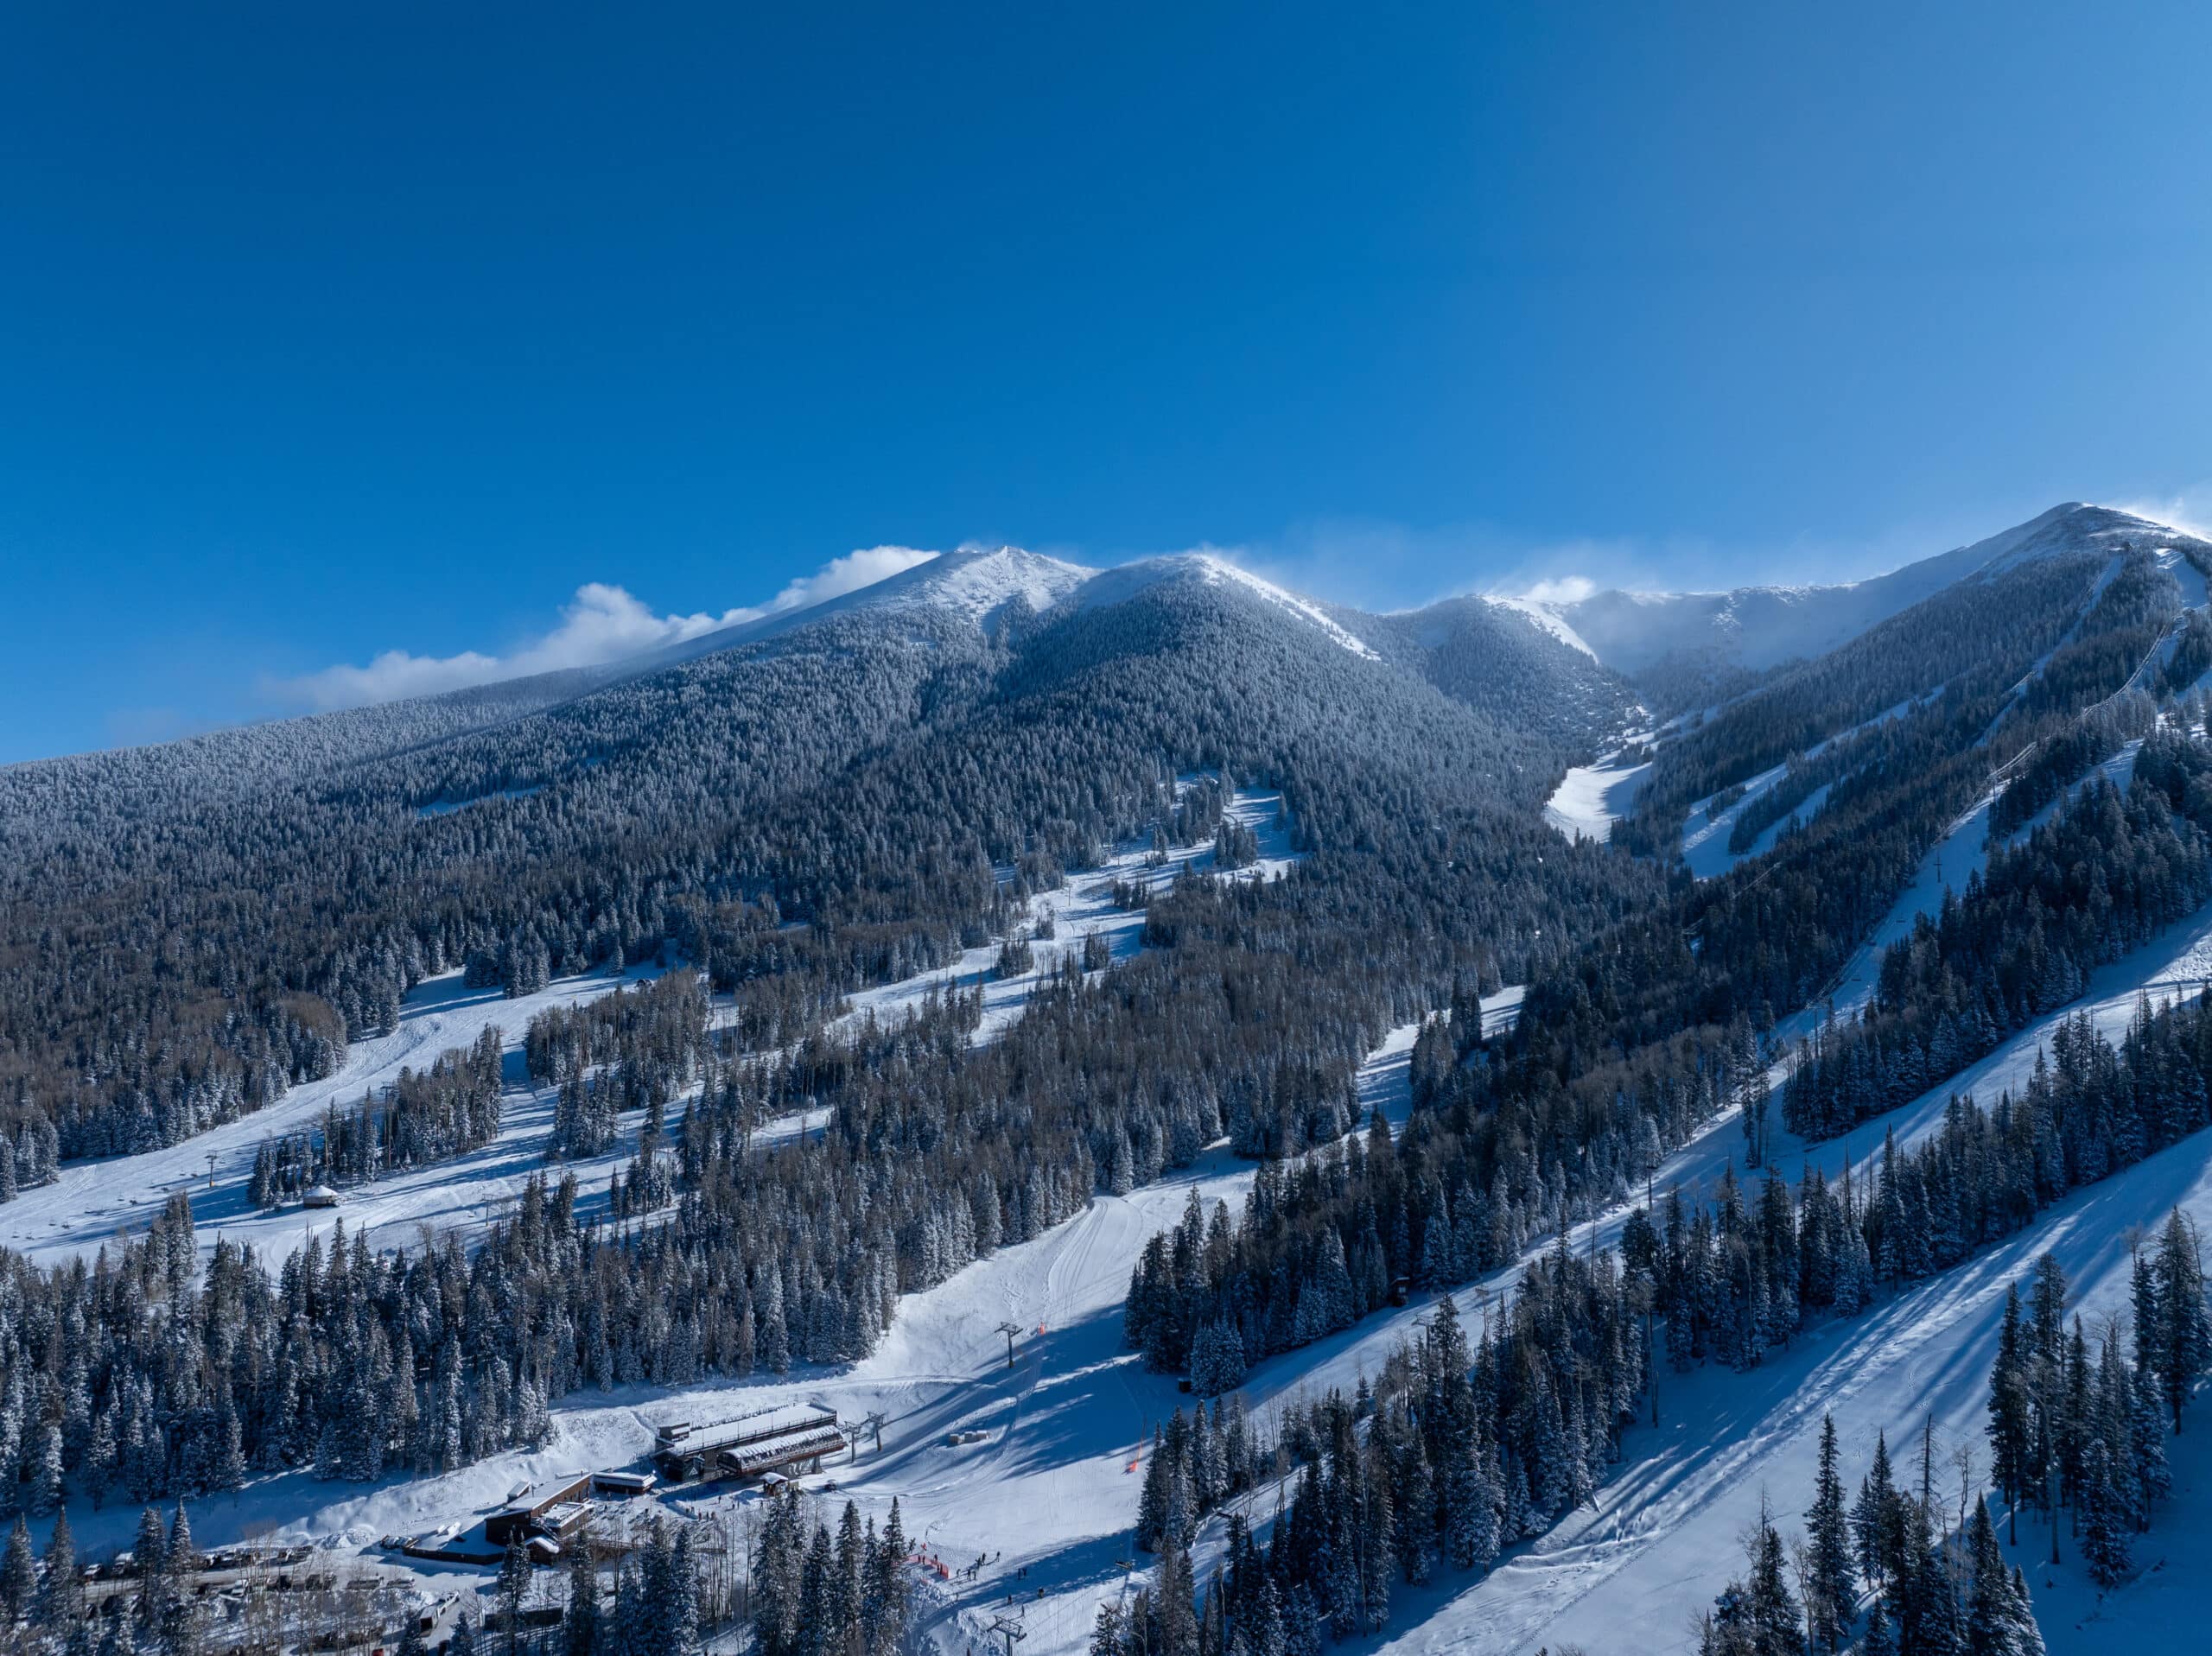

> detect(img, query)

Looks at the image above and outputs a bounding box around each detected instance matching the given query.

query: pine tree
[2081,1438,2131,1588]
[166,1501,194,1571]
[1190,1320,1248,1397]
[566,1545,601,1656]
[38,1508,81,1627]
[2152,1209,2212,1431]
[1853,1431,1897,1596]
[1860,1594,1897,1656]
[0,1518,35,1619]
[499,1539,532,1655]
[157,1503,203,1656]
[1987,1283,2033,1544]
[1389,1424,1433,1584]
[1807,1414,1855,1651]
[1090,1601,1124,1656]
[1964,1496,2007,1656]
[668,1522,702,1653]
[1746,1493,1801,1656]
[2129,1364,2172,1520]
[1154,1532,1200,1656]
[872,1498,910,1656]
[132,1507,168,1637]
[2006,1567,2045,1656]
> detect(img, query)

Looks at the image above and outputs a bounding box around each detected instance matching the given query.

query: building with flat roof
[652,1404,838,1482]
[484,1473,593,1547]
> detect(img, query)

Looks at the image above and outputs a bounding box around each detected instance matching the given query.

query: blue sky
[5,3,2212,759]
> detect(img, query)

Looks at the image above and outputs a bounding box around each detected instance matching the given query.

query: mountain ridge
[1531,501,2210,690]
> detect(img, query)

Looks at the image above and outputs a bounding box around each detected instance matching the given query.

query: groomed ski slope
[0,960,671,1266]
[1321,901,2212,1656]
[0,787,1298,1270]
[1544,750,1652,845]
[1678,699,1918,883]
[10,1003,1512,1630]
[22,898,2209,1655]
[832,785,1298,1046]
[32,746,2212,1650]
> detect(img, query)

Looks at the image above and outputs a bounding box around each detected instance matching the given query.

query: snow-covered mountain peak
[848,543,1095,625]
[1064,551,1382,660]
[1969,500,2208,577]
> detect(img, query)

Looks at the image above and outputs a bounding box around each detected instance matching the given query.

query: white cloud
[756,544,941,616]
[2113,490,2212,545]
[1512,574,1599,606]
[272,545,939,711]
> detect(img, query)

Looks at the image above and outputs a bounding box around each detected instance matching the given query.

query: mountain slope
[0,545,1644,1162]
[1356,592,1642,754]
[1548,502,2208,702]
[14,503,2212,1656]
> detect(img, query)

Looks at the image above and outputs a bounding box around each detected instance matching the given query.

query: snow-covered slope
[830,782,1299,1046]
[1380,898,2212,1656]
[0,960,671,1266]
[1543,747,1651,845]
[1544,503,2212,686]
[14,999,1522,1652]
[1061,552,1382,659]
[0,784,1300,1272]
[653,544,1095,662]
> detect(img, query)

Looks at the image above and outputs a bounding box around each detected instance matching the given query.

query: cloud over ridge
[271,545,938,711]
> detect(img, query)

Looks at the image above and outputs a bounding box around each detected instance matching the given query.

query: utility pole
[995,1322,1022,1369]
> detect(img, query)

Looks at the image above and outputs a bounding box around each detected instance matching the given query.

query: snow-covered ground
[1484,594,1599,660]
[1067,555,1381,660]
[832,785,1299,1046]
[0,961,671,1266]
[19,888,2212,1654]
[18,999,1531,1645]
[1778,732,2148,1048]
[0,785,1297,1272]
[1352,898,2212,1656]
[1677,760,1789,880]
[1543,752,1651,845]
[17,1012,1424,1618]
[1770,783,2003,1044]
[1677,700,1921,883]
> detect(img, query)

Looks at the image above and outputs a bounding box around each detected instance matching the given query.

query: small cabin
[302,1185,341,1209]
[590,1469,658,1500]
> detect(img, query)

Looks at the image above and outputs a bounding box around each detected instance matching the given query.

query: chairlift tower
[854,1410,887,1462]
[986,1616,1028,1656]
[994,1322,1022,1369]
